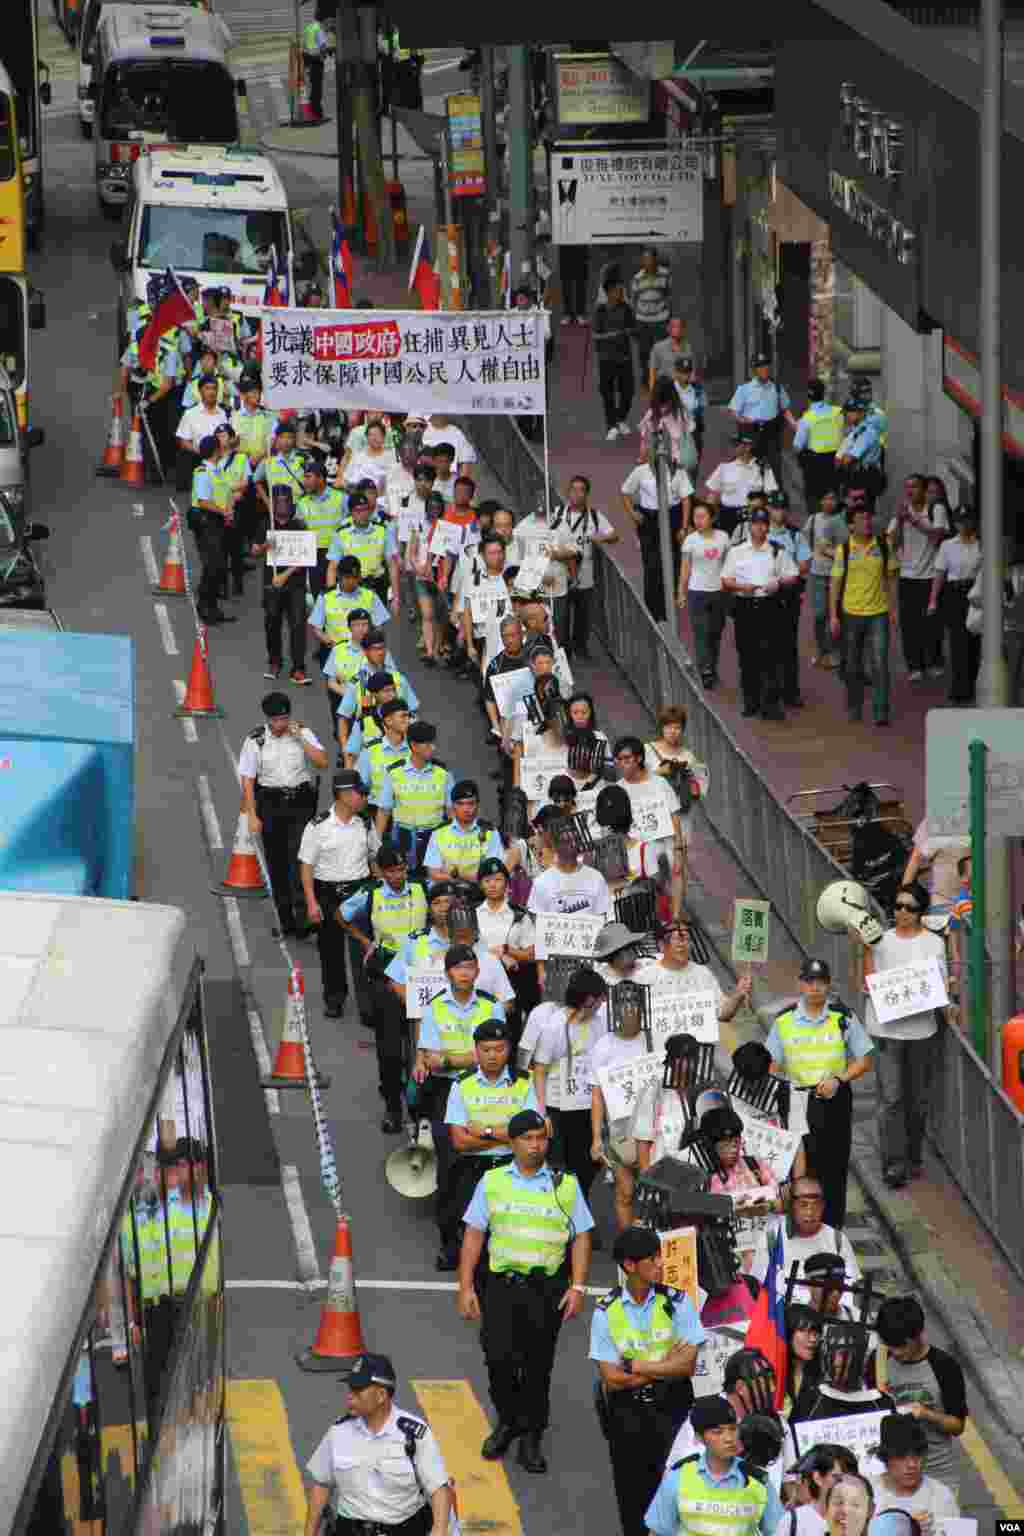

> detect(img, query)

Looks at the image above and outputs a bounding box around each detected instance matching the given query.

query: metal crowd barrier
[465,409,1024,1281]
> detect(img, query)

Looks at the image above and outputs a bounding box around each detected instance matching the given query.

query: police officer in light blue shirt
[765,491,812,708]
[644,1394,784,1536]
[836,399,885,507]
[729,354,798,490]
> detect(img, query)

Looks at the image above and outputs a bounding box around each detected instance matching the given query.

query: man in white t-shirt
[528,966,608,1200]
[512,503,579,651]
[527,825,610,990]
[635,918,750,1020]
[612,733,686,911]
[869,1414,959,1523]
[750,1175,860,1286]
[888,474,948,681]
[551,474,619,660]
[421,415,476,478]
[902,820,970,910]
[620,457,694,623]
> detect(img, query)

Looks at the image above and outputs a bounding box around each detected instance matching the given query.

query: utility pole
[480,44,501,302]
[978,0,1014,1059]
[335,0,357,222]
[731,146,749,385]
[353,5,395,266]
[506,45,534,293]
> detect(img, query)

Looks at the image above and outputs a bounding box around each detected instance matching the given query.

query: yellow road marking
[228,1379,307,1533]
[961,1420,1024,1517]
[412,1379,522,1536]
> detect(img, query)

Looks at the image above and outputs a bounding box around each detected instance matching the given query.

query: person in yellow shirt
[829,500,898,727]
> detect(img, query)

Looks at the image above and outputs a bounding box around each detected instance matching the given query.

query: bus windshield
[99,60,238,143]
[138,204,288,275]
[0,93,16,182]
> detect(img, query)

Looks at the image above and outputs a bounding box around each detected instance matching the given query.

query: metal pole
[978,0,1014,1060]
[480,42,500,286]
[731,147,748,386]
[336,0,356,219]
[652,426,679,650]
[969,738,989,1062]
[293,0,303,123]
[506,45,533,292]
[440,126,453,225]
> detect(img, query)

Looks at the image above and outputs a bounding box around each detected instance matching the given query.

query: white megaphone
[385,1120,438,1199]
[816,880,884,945]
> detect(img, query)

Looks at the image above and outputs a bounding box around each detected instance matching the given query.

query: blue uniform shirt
[645,1451,783,1536]
[418,987,506,1052]
[423,819,505,871]
[445,1066,539,1130]
[462,1160,595,1235]
[339,878,419,926]
[838,416,883,466]
[323,644,399,684]
[385,927,449,986]
[327,522,399,563]
[339,669,420,720]
[589,1285,706,1363]
[309,589,390,631]
[192,466,216,502]
[767,525,812,565]
[764,1000,874,1068]
[729,379,791,422]
[354,738,410,794]
[375,762,454,817]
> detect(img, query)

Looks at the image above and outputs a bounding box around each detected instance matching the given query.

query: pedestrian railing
[469,408,1024,1281]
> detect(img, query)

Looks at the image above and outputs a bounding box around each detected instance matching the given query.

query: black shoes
[741,702,758,717]
[434,1245,459,1272]
[380,1112,403,1134]
[324,997,345,1019]
[518,1431,547,1473]
[883,1162,908,1189]
[481,1424,519,1460]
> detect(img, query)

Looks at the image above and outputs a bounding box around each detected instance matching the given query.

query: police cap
[199,433,219,461]
[451,779,479,802]
[478,857,509,879]
[366,670,394,692]
[508,1109,547,1140]
[378,698,409,720]
[362,629,388,650]
[843,396,865,413]
[612,1226,662,1267]
[407,721,437,744]
[347,608,371,625]
[304,452,327,477]
[333,769,367,794]
[690,1396,738,1434]
[444,944,477,970]
[799,957,831,982]
[473,1018,511,1043]
[377,842,406,868]
[428,880,457,901]
[348,492,370,511]
[348,1353,397,1391]
[752,352,772,368]
[262,691,291,718]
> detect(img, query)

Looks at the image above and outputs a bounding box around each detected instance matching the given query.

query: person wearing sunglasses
[855,881,948,1189]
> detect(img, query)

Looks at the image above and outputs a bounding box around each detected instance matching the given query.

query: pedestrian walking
[592,271,637,441]
[457,1108,594,1473]
[888,474,948,680]
[802,489,848,670]
[303,1354,453,1536]
[374,721,454,873]
[793,380,843,504]
[253,476,312,685]
[444,1018,537,1239]
[750,1176,861,1287]
[766,492,811,708]
[728,353,797,490]
[869,1296,968,1496]
[298,769,373,1018]
[300,6,330,121]
[528,965,608,1198]
[829,502,898,726]
[239,692,327,938]
[648,317,689,390]
[621,453,693,622]
[671,356,706,468]
[721,505,800,721]
[190,432,241,626]
[297,453,346,599]
[678,500,730,687]
[550,475,619,660]
[834,398,885,506]
[705,433,778,539]
[928,510,982,703]
[629,246,672,379]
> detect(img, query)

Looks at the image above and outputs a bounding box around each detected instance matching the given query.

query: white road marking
[198,773,224,850]
[173,680,199,743]
[140,534,159,586]
[154,602,178,656]
[282,1164,322,1285]
[248,1008,281,1115]
[226,1278,610,1295]
[225,896,251,968]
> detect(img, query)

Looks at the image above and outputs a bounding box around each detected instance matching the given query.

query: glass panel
[0,93,16,182]
[0,277,27,389]
[100,62,238,144]
[138,204,287,276]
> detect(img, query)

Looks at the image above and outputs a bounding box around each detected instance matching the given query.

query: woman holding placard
[529,966,609,1199]
[856,881,948,1191]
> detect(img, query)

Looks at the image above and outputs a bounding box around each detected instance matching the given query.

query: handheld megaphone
[385,1120,437,1199]
[816,880,884,944]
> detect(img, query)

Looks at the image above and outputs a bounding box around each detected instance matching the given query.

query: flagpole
[541,391,551,521]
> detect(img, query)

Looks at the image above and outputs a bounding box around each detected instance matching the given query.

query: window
[100,60,238,144]
[0,392,16,449]
[138,204,288,275]
[0,278,25,390]
[0,93,16,182]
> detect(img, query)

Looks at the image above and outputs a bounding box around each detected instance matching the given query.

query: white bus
[92,3,239,217]
[3,894,225,1535]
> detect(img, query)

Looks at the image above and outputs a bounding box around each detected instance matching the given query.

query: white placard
[693,1326,749,1398]
[489,666,534,721]
[262,308,547,416]
[267,529,317,567]
[731,1187,778,1243]
[792,1411,888,1467]
[469,587,510,626]
[551,144,704,244]
[534,911,606,960]
[520,751,572,803]
[865,956,949,1025]
[553,645,575,694]
[648,983,720,1045]
[627,783,675,841]
[514,553,550,592]
[429,520,468,559]
[407,966,447,1020]
[731,1100,802,1184]
[397,502,425,543]
[935,1522,978,1536]
[597,1050,663,1121]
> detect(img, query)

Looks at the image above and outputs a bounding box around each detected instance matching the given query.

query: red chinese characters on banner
[312,319,403,362]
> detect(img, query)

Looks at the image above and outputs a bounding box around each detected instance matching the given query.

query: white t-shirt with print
[682,529,731,593]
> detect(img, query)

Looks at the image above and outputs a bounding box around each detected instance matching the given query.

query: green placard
[731,898,771,965]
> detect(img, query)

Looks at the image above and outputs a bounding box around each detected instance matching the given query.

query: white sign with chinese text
[732,898,771,965]
[429,520,468,559]
[627,781,675,841]
[693,1326,749,1397]
[793,1411,888,1467]
[731,1100,802,1184]
[396,502,426,543]
[489,666,534,721]
[514,553,550,593]
[534,911,606,960]
[551,144,703,244]
[865,956,949,1025]
[553,646,575,695]
[267,529,317,567]
[407,966,447,1020]
[730,1187,779,1244]
[597,1050,663,1121]
[648,983,720,1046]
[469,587,510,627]
[519,751,572,804]
[262,308,547,416]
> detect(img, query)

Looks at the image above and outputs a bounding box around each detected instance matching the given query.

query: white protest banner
[597,1051,663,1122]
[732,898,771,965]
[648,983,720,1045]
[429,520,467,559]
[793,1411,887,1467]
[469,587,510,627]
[534,911,606,960]
[262,308,546,416]
[693,1326,749,1398]
[406,966,447,1020]
[397,502,425,543]
[627,782,675,841]
[866,956,949,1025]
[520,751,572,803]
[556,1022,597,1105]
[267,529,317,567]
[553,646,575,694]
[731,1100,802,1183]
[514,553,550,593]
[489,666,534,721]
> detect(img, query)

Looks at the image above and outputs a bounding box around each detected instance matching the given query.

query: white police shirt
[298,807,372,882]
[238,726,322,788]
[306,1406,448,1522]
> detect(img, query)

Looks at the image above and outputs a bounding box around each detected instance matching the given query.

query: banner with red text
[260,307,546,415]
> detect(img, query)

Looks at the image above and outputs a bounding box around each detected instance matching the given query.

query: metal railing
[469,407,1024,1280]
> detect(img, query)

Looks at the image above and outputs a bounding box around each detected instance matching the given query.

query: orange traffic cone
[97,395,125,477]
[212,810,267,897]
[296,1215,367,1372]
[174,627,224,718]
[152,510,187,596]
[261,967,330,1089]
[120,410,146,487]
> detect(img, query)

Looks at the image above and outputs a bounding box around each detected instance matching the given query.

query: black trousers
[548,1106,598,1201]
[237,481,264,550]
[314,878,365,1004]
[420,1075,461,1247]
[451,1153,510,1239]
[222,521,245,595]
[638,512,682,624]
[393,824,441,877]
[142,1295,186,1425]
[366,972,408,1114]
[568,586,595,656]
[195,514,227,614]
[803,1081,853,1230]
[942,581,981,703]
[144,389,182,483]
[605,1386,693,1536]
[751,420,784,489]
[733,596,785,715]
[480,1270,566,1432]
[898,577,943,673]
[264,580,307,670]
[304,53,325,116]
[717,504,745,539]
[560,245,588,319]
[258,786,317,931]
[799,449,837,506]
[334,1509,431,1536]
[598,359,634,431]
[177,445,200,496]
[779,584,803,702]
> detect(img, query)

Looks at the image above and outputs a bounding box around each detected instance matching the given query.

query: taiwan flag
[137,269,195,372]
[263,245,288,308]
[744,1224,788,1408]
[408,225,441,311]
[331,211,354,307]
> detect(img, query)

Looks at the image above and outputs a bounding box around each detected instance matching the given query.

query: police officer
[835,397,885,505]
[300,3,331,121]
[191,432,241,626]
[298,769,373,1019]
[720,506,800,721]
[764,957,874,1229]
[254,421,306,525]
[230,370,274,556]
[793,380,843,505]
[304,1354,452,1536]
[240,692,327,938]
[355,698,411,810]
[417,946,505,1270]
[590,1226,705,1536]
[458,1108,594,1473]
[704,433,778,540]
[308,556,391,659]
[766,491,812,710]
[728,353,798,491]
[297,452,346,598]
[339,652,419,760]
[645,1395,783,1536]
[340,842,428,1131]
[423,779,505,884]
[375,721,454,874]
[327,491,400,612]
[445,1019,538,1240]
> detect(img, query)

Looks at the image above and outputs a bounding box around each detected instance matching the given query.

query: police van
[78,0,202,139]
[110,146,316,345]
[92,3,239,216]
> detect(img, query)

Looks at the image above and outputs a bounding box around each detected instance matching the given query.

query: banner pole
[542,394,552,520]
